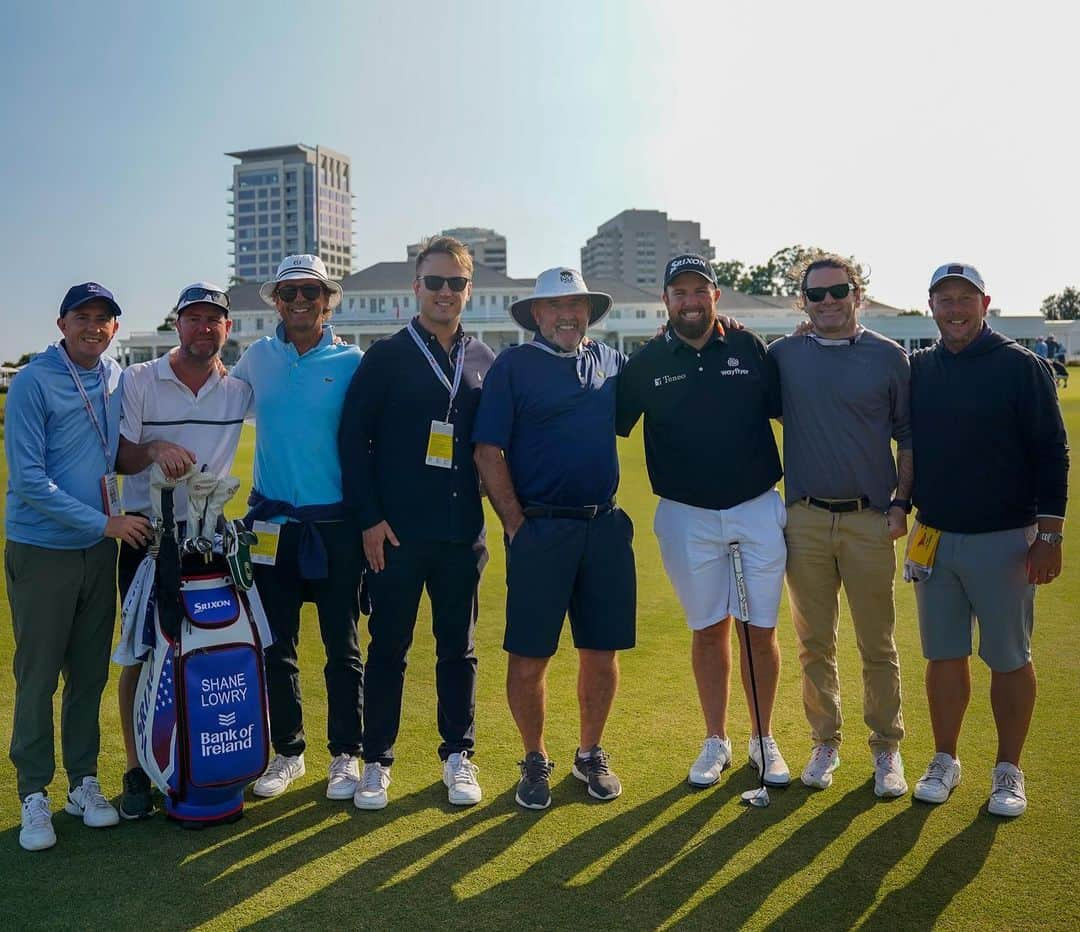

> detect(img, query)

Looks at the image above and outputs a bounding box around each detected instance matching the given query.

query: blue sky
[2,0,1076,358]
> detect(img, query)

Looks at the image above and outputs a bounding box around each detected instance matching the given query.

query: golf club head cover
[148,463,190,524]
[155,484,184,640]
[185,472,219,541]
[202,476,241,541]
[225,518,255,591]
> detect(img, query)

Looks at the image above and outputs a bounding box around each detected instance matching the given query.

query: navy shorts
[503,507,637,658]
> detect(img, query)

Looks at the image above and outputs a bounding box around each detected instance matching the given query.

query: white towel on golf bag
[112,554,157,665]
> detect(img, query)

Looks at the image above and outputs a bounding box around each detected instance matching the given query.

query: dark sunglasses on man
[804,283,855,303]
[276,284,327,302]
[177,286,230,310]
[417,275,471,293]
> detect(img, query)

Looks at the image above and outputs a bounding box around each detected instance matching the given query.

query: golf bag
[133,471,271,826]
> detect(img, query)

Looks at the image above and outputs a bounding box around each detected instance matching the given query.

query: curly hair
[791,251,869,310]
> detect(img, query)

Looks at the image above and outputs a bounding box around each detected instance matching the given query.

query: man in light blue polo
[6,283,153,851]
[230,255,365,802]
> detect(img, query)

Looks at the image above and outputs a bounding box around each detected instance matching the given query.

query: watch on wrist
[889,498,912,514]
[1037,531,1064,545]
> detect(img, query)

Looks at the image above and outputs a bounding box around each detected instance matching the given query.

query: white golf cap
[259,254,343,309]
[929,262,986,295]
[509,267,612,332]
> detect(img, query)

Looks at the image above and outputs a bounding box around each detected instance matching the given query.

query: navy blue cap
[663,254,718,289]
[59,282,123,318]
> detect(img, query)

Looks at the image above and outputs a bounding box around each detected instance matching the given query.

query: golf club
[729,541,770,808]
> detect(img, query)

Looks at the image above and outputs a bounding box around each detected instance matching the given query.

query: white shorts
[653,489,787,630]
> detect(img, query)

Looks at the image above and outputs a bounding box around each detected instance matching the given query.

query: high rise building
[227,144,354,283]
[407,227,508,273]
[580,209,715,292]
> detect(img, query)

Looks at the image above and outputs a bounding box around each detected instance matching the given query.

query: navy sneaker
[572,746,622,801]
[516,752,554,810]
[119,767,154,820]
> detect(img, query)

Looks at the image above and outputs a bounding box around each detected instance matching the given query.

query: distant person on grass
[616,255,792,793]
[473,268,635,810]
[339,236,494,811]
[231,255,366,804]
[768,253,911,798]
[908,263,1068,817]
[6,283,152,851]
[111,282,252,819]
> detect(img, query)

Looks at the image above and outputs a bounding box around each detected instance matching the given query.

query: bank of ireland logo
[727,357,739,367]
[218,712,236,727]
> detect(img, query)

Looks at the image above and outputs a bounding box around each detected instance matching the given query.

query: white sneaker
[20,793,56,851]
[988,762,1027,817]
[873,750,908,798]
[253,753,305,798]
[443,752,482,806]
[64,776,119,827]
[748,735,791,786]
[801,745,840,789]
[326,754,360,800]
[913,752,962,804]
[354,762,391,810]
[689,735,732,787]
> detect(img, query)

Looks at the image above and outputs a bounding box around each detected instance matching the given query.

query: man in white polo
[113,282,253,819]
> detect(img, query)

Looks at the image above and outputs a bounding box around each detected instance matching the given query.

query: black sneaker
[572,746,622,800]
[119,767,155,820]
[516,752,554,810]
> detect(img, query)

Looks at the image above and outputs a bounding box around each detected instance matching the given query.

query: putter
[729,541,770,808]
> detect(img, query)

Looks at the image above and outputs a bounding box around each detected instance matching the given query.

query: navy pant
[362,539,479,765]
[254,520,364,758]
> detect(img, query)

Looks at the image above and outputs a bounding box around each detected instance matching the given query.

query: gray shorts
[914,526,1036,672]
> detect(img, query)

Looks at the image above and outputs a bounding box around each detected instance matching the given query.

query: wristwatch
[888,498,912,514]
[1037,531,1064,545]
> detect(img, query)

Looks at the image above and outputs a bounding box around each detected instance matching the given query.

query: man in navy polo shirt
[339,236,494,810]
[474,267,635,810]
[616,255,791,793]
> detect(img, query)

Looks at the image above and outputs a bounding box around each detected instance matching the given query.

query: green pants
[6,538,118,800]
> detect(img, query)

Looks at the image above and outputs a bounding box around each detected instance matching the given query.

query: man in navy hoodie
[908,263,1068,818]
[5,284,152,850]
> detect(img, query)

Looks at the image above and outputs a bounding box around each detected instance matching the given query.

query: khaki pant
[6,539,118,799]
[784,502,904,753]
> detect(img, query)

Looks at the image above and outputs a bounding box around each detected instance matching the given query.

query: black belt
[523,499,615,520]
[804,495,870,514]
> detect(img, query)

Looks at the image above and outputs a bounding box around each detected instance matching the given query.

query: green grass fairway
[2,388,1078,930]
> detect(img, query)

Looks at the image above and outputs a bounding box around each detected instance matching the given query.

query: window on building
[233,320,241,333]
[479,295,486,307]
[403,296,409,309]
[635,309,646,318]
[256,318,264,331]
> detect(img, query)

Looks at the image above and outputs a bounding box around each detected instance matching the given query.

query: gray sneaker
[572,746,622,801]
[516,752,554,810]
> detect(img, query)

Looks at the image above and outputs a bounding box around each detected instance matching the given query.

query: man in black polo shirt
[617,255,791,791]
[339,236,495,809]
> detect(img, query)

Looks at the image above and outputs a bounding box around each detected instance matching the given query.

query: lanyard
[407,321,465,421]
[526,338,589,388]
[57,342,111,470]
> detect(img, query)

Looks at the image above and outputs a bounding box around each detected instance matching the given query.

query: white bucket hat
[259,254,343,309]
[510,267,613,332]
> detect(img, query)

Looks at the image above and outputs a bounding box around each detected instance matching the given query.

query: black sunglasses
[178,286,230,309]
[276,284,326,302]
[417,275,470,293]
[804,283,854,303]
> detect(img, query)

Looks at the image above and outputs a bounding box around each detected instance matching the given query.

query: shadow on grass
[248,770,814,929]
[764,794,934,930]
[861,809,1002,928]
[664,782,879,929]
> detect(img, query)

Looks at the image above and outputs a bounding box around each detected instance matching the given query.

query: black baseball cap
[663,254,718,290]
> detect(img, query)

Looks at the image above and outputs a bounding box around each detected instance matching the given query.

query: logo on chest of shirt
[653,373,688,388]
[721,356,750,376]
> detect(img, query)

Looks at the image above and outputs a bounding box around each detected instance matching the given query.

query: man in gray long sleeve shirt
[767,253,912,798]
